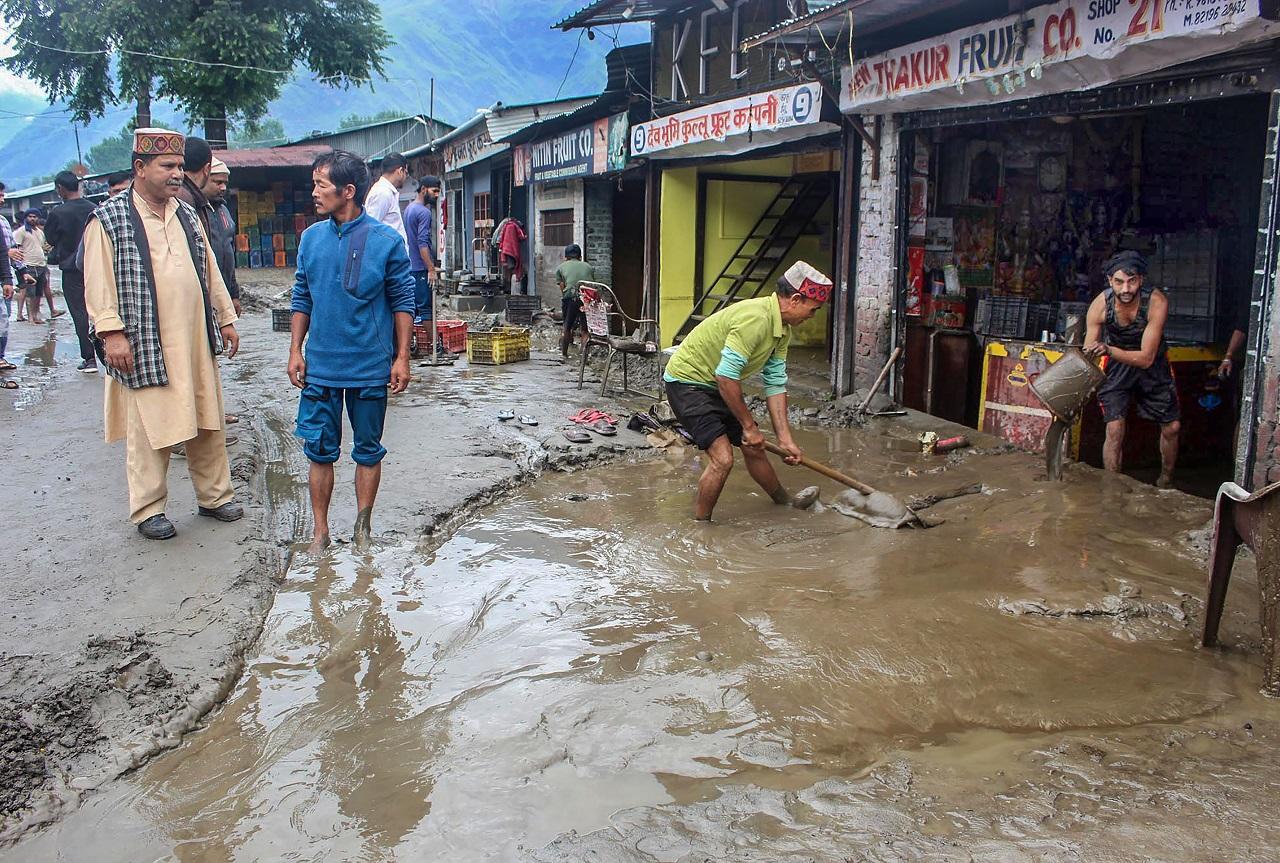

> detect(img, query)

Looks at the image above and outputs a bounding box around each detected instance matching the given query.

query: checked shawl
[89,189,222,389]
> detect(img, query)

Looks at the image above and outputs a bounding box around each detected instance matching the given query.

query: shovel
[762,441,926,529]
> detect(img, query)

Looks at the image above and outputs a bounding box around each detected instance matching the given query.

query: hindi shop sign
[630,82,822,157]
[840,0,1279,114]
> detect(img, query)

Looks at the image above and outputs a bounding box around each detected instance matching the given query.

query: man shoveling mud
[1084,250,1180,488]
[663,261,829,521]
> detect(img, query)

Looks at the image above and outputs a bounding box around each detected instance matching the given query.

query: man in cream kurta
[84,127,243,539]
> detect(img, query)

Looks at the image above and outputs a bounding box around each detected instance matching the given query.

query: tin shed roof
[215,145,333,169]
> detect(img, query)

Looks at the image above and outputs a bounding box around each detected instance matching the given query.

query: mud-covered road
[4,278,1279,860]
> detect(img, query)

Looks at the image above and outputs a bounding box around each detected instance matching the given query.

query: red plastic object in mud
[935,435,970,453]
[436,320,467,354]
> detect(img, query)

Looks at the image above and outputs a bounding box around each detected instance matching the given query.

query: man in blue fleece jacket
[289,149,416,549]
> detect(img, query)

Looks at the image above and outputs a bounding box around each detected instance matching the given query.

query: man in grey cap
[1084,250,1180,488]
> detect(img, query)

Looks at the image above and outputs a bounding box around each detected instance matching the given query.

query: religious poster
[952,207,997,288]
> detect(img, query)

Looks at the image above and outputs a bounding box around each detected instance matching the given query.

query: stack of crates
[233,185,319,269]
[467,327,531,365]
[505,295,541,325]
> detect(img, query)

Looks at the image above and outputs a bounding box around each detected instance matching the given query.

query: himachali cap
[209,157,230,177]
[783,261,833,303]
[133,127,185,156]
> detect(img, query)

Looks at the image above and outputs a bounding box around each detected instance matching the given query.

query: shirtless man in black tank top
[1084,250,1180,488]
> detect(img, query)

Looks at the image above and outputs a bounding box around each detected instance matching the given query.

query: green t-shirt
[555,259,595,299]
[664,295,791,397]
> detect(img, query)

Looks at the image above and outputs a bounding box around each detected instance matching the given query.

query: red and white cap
[783,261,833,303]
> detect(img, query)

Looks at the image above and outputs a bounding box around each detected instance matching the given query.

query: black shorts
[665,380,743,450]
[562,296,584,334]
[20,267,48,292]
[1097,355,1180,425]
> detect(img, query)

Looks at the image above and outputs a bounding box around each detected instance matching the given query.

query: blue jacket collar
[329,210,368,236]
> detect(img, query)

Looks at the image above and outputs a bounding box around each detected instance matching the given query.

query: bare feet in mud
[307,534,331,554]
[789,486,820,510]
[1156,474,1174,489]
[352,507,373,550]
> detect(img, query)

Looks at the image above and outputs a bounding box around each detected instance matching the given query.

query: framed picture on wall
[962,141,1004,206]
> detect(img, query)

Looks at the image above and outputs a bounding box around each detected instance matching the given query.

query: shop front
[638,82,844,389]
[843,0,1280,490]
[513,111,642,313]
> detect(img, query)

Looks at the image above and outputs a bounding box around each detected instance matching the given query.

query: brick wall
[852,115,901,394]
[584,181,614,288]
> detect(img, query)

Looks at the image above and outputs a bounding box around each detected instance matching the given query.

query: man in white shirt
[363,152,409,250]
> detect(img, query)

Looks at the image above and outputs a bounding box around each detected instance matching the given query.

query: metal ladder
[674,175,831,343]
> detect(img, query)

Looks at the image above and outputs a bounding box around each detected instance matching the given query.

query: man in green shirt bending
[555,243,595,359]
[663,261,831,521]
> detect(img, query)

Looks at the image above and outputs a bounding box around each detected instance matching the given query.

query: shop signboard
[840,0,1280,114]
[630,82,822,157]
[514,113,630,186]
[443,127,504,172]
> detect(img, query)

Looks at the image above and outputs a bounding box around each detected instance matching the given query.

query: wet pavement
[8,417,1278,861]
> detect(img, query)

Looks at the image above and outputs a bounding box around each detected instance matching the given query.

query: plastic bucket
[1030,349,1106,422]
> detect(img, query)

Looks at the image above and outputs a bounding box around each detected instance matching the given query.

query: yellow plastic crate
[467,327,530,365]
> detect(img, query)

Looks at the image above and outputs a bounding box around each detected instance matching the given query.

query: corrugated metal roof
[216,145,333,169]
[3,181,56,200]
[285,115,454,160]
[747,0,1013,50]
[555,0,689,30]
[485,97,596,140]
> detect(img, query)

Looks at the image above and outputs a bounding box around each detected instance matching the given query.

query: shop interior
[691,151,839,386]
[901,94,1268,492]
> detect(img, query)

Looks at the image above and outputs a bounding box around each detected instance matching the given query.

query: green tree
[2,0,390,148]
[84,124,136,172]
[159,0,391,148]
[338,109,407,130]
[0,0,173,125]
[230,116,287,148]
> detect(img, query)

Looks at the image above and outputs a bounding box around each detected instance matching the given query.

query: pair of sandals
[563,408,618,444]
[497,410,539,427]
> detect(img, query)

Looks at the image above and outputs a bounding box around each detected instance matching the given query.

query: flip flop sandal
[224,413,240,424]
[497,410,516,421]
[562,429,591,444]
[0,361,15,371]
[589,420,617,436]
[519,415,539,426]
[1,379,18,389]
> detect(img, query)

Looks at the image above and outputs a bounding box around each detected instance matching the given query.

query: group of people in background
[0,170,130,379]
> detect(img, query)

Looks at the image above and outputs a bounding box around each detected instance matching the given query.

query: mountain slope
[0,0,644,187]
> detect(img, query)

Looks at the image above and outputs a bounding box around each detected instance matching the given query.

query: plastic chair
[1201,480,1280,695]
[575,281,661,399]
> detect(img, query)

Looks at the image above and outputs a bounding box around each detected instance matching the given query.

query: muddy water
[10,426,1278,861]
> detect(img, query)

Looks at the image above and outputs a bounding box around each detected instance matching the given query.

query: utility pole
[74,124,83,171]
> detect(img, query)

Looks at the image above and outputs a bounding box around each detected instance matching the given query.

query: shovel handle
[763,441,879,496]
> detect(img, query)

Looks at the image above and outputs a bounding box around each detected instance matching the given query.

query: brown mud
[6,410,1278,861]
[0,273,663,846]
